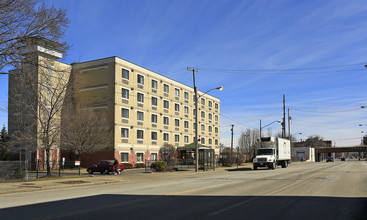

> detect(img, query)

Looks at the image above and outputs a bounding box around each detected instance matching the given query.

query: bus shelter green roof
[177,142,211,151]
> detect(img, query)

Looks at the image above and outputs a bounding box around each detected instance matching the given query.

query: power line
[197,62,366,73]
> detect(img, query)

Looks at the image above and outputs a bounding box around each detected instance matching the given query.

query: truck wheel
[103,169,109,175]
[253,165,257,170]
[272,162,276,169]
[284,161,288,168]
[87,169,93,174]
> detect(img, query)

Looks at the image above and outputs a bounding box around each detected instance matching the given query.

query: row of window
[121,128,219,145]
[121,109,219,132]
[121,98,219,122]
[121,69,219,108]
[120,152,157,163]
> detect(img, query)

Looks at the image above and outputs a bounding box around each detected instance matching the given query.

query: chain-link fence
[0,161,28,180]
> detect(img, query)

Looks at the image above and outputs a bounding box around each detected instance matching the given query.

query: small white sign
[75,161,80,166]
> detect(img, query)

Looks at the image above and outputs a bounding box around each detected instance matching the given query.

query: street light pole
[188,67,223,172]
[188,67,199,172]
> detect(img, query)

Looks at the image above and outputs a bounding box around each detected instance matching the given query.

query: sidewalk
[0,164,253,195]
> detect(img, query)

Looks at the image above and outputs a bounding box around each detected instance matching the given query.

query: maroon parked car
[86,160,124,174]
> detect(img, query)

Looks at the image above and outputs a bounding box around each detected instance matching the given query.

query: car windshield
[257,149,274,155]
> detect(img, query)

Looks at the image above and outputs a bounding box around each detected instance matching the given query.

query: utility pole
[259,119,262,138]
[231,125,234,157]
[288,107,291,140]
[187,67,199,172]
[282,94,286,138]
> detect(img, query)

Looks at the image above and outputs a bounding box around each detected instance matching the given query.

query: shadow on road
[1,194,365,220]
[225,167,253,171]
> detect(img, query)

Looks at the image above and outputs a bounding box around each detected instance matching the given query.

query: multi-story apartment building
[73,57,221,166]
[9,39,221,167]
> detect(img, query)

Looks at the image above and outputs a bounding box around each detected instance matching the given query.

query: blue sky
[1,0,367,147]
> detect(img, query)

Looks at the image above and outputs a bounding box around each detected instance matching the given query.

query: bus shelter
[177,143,215,170]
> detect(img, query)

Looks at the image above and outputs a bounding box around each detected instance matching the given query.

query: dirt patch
[57,180,90,184]
[20,183,42,188]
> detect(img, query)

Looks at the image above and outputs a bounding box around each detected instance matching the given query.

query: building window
[209,101,212,108]
[215,139,218,145]
[151,131,157,141]
[209,113,212,120]
[201,98,205,105]
[184,121,189,129]
[121,108,129,119]
[215,127,218,134]
[163,116,169,125]
[122,88,129,99]
[121,152,129,162]
[137,111,144,121]
[175,103,180,112]
[151,114,157,123]
[209,126,212,133]
[122,68,129,80]
[201,124,205,131]
[137,130,144,139]
[151,153,157,161]
[137,153,143,162]
[184,92,189,100]
[215,115,218,122]
[137,74,144,85]
[164,100,169,109]
[209,138,212,145]
[184,106,189,114]
[175,119,180,127]
[152,79,158,89]
[175,134,179,143]
[184,136,189,143]
[163,133,169,141]
[175,88,180,97]
[121,128,129,138]
[137,93,144,103]
[201,111,205,118]
[164,84,169,93]
[215,103,219,110]
[151,97,157,106]
[201,138,205,144]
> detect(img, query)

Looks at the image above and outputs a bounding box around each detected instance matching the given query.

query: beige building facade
[73,57,221,166]
[9,39,221,167]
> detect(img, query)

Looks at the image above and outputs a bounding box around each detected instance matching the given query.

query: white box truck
[253,137,291,170]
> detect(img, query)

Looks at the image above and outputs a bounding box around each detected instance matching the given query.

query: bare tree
[304,135,325,148]
[159,144,177,170]
[9,57,71,176]
[238,128,259,162]
[0,0,69,73]
[61,105,110,162]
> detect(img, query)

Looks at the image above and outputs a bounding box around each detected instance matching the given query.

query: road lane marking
[208,197,258,216]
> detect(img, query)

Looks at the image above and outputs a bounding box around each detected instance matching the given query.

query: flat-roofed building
[8,39,221,167]
[72,57,221,166]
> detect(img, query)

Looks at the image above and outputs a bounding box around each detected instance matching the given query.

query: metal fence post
[36,159,39,179]
[25,160,28,181]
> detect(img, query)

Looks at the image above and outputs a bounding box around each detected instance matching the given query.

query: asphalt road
[0,160,366,220]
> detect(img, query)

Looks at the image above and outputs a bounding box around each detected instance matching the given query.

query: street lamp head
[216,86,223,91]
[365,64,367,69]
[361,106,366,109]
[359,124,363,126]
